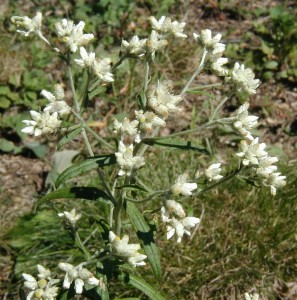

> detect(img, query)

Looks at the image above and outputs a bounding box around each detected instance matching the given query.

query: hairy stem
[180,48,208,96]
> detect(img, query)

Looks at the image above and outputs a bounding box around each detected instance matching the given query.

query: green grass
[2,146,296,299]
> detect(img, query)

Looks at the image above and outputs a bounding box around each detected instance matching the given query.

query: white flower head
[113,117,139,139]
[58,208,81,225]
[58,262,99,294]
[55,19,75,37]
[210,57,229,77]
[146,30,168,58]
[22,110,61,137]
[11,12,42,37]
[171,173,197,196]
[59,20,94,53]
[74,46,96,68]
[42,84,71,116]
[231,62,260,95]
[135,110,166,133]
[233,102,258,140]
[149,16,187,39]
[164,200,186,219]
[93,58,114,82]
[263,172,286,196]
[193,29,225,56]
[115,142,145,176]
[147,80,182,119]
[236,138,268,166]
[121,35,147,57]
[245,293,260,300]
[22,265,59,300]
[204,163,223,182]
[256,156,278,177]
[166,217,200,243]
[109,231,147,267]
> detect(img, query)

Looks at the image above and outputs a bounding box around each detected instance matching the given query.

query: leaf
[0,138,15,152]
[84,283,110,300]
[56,154,116,187]
[126,202,162,278]
[24,142,47,158]
[116,184,148,192]
[143,138,209,154]
[119,272,165,300]
[0,96,11,108]
[57,127,82,150]
[88,86,106,99]
[40,187,110,202]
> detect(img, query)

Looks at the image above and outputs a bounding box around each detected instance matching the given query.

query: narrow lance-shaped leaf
[142,138,209,154]
[57,127,82,150]
[40,187,111,202]
[119,272,165,300]
[56,154,116,187]
[126,202,162,279]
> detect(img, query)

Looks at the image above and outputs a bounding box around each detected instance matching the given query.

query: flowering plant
[11,12,286,299]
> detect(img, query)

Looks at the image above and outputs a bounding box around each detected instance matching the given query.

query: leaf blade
[126,202,162,278]
[56,154,116,187]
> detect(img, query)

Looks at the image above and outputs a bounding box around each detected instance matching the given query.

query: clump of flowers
[11,10,286,299]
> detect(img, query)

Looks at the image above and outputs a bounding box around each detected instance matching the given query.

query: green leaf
[265,60,278,70]
[0,96,11,108]
[126,202,162,278]
[56,154,116,187]
[24,142,47,158]
[57,127,82,150]
[40,187,110,202]
[117,184,148,192]
[84,283,110,300]
[88,86,106,99]
[0,138,15,152]
[119,272,165,300]
[143,138,209,154]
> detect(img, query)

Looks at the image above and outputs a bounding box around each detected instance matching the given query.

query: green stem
[125,189,168,203]
[71,109,114,150]
[142,60,150,108]
[197,166,243,196]
[209,89,235,121]
[187,82,222,92]
[180,48,208,96]
[80,70,91,110]
[134,176,153,193]
[75,231,91,260]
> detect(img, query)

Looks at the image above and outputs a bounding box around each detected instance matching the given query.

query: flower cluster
[58,262,100,294]
[11,12,42,37]
[234,104,286,195]
[115,142,145,176]
[245,293,260,300]
[75,47,114,83]
[193,29,228,77]
[55,19,94,53]
[171,173,197,196]
[147,80,182,119]
[22,84,70,137]
[22,265,59,300]
[58,208,81,226]
[161,200,200,243]
[109,231,147,267]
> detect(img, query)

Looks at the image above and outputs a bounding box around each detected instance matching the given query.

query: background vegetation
[1,0,297,299]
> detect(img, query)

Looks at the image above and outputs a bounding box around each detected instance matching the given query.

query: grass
[2,145,297,299]
[1,1,297,299]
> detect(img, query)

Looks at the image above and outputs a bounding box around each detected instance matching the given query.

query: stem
[187,82,222,92]
[209,89,235,121]
[135,176,153,193]
[125,190,168,203]
[142,60,150,108]
[75,231,91,260]
[81,70,91,110]
[180,48,208,96]
[71,109,114,150]
[197,166,243,196]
